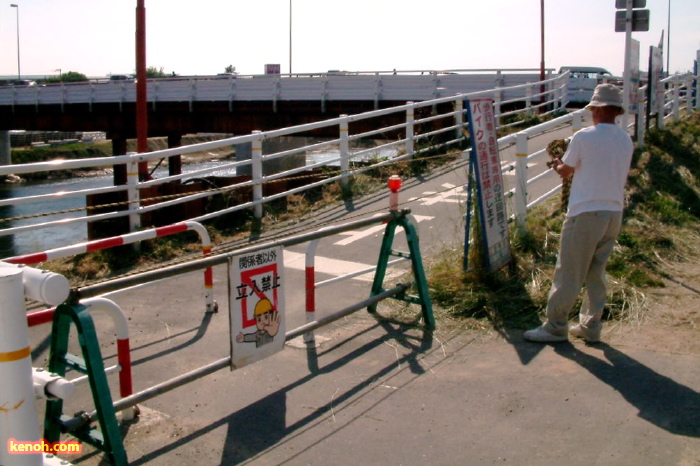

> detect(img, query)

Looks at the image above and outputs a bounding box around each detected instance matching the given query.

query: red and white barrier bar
[7,220,217,313]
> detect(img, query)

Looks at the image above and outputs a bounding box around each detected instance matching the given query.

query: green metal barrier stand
[368,210,434,328]
[44,301,128,465]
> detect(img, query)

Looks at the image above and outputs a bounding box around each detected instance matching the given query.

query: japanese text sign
[465,98,512,271]
[229,246,285,368]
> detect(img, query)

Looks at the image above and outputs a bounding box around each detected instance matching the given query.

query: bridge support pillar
[111,136,128,185]
[235,136,307,177]
[235,141,252,176]
[168,134,183,178]
[0,131,11,166]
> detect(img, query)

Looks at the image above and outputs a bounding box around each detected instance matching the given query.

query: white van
[559,66,615,105]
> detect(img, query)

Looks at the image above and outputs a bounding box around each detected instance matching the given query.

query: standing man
[524,84,634,343]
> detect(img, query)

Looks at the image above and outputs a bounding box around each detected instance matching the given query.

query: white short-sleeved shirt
[562,123,634,218]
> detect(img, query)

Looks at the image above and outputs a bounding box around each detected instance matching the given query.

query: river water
[0,147,398,258]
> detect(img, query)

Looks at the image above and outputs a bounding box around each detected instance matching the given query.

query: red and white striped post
[304,238,321,343]
[85,298,135,421]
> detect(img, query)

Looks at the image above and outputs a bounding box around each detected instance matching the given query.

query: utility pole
[289,0,293,75]
[136,0,149,180]
[540,0,545,107]
[10,4,20,80]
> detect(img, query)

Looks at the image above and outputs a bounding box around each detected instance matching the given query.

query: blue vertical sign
[465,98,511,272]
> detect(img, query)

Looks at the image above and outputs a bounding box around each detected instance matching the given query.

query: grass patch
[426,111,700,331]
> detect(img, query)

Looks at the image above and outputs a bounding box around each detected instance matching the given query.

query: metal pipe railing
[59,280,411,433]
[78,211,398,299]
[2,70,696,254]
[0,75,572,250]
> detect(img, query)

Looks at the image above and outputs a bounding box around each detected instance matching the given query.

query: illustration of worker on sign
[236,297,281,347]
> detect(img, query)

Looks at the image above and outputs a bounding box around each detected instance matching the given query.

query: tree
[146,66,168,78]
[224,65,238,75]
[44,71,89,84]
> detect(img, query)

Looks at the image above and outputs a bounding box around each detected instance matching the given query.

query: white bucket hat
[585,83,624,111]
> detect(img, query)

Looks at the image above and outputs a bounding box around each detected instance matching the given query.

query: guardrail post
[454,99,464,142]
[514,131,529,231]
[252,130,263,219]
[572,111,583,133]
[695,65,700,110]
[657,81,666,130]
[89,81,95,112]
[525,85,533,115]
[127,160,140,234]
[637,87,646,148]
[685,73,693,113]
[189,78,196,112]
[494,89,502,129]
[562,73,570,109]
[405,103,415,157]
[339,115,350,190]
[556,81,564,111]
[672,79,680,121]
[374,74,382,109]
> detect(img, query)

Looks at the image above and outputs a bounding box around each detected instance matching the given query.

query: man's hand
[552,159,574,179]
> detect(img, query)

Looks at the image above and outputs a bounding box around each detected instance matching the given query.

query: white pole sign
[629,39,640,113]
[649,45,663,112]
[229,246,285,368]
[466,98,512,272]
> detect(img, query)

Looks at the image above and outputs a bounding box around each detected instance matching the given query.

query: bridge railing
[1,70,697,259]
[0,68,557,108]
[0,73,569,255]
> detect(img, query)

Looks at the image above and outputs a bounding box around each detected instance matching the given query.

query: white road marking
[284,250,404,283]
[333,214,433,246]
[409,183,467,206]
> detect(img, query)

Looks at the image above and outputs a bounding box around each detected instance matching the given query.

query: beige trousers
[544,211,622,336]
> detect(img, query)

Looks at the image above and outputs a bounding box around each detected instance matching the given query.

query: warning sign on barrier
[229,246,285,368]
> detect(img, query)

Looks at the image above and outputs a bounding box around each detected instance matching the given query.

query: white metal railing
[0,70,697,259]
[0,74,567,254]
[510,71,698,225]
[0,68,557,108]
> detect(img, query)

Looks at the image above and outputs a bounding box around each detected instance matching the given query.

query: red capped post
[388,175,402,211]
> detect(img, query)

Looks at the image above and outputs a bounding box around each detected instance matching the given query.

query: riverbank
[4,134,236,182]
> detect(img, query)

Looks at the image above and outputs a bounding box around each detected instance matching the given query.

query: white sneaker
[523,325,568,343]
[569,324,601,343]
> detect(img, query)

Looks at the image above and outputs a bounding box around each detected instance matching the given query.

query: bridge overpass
[0,68,561,184]
[0,69,555,138]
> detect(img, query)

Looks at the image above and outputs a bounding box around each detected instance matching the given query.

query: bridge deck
[0,72,550,108]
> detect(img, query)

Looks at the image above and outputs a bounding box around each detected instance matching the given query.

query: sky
[0,0,698,79]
